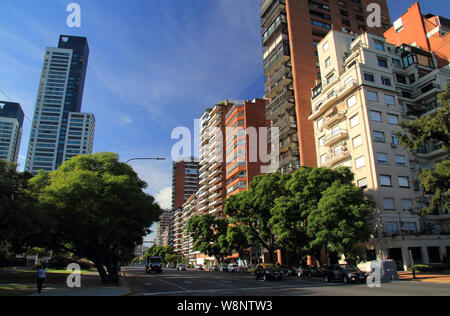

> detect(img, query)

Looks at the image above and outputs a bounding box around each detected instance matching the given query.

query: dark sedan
[323,265,367,284]
[255,264,283,281]
[305,266,323,278]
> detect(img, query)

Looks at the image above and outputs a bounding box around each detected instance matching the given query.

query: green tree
[226,224,251,264]
[186,214,230,263]
[307,182,376,265]
[0,160,52,253]
[145,245,174,264]
[271,167,354,265]
[225,173,289,263]
[398,82,450,214]
[30,152,162,284]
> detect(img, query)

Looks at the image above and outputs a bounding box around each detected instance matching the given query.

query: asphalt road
[122,267,450,296]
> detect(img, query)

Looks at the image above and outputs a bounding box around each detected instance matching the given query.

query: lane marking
[143,283,339,296]
[154,277,190,292]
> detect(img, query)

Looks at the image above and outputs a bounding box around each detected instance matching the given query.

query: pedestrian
[36,264,46,294]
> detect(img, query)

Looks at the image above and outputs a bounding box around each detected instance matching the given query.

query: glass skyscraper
[0,101,24,163]
[26,35,95,173]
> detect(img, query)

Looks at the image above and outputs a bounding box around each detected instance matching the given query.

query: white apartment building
[310,30,450,270]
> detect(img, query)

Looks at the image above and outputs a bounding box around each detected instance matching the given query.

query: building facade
[225,99,267,198]
[310,29,450,270]
[0,102,24,163]
[26,35,95,173]
[171,158,200,211]
[261,0,391,173]
[384,2,449,69]
[198,101,234,217]
[155,210,171,247]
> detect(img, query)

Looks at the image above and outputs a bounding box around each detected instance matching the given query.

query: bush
[414,264,450,273]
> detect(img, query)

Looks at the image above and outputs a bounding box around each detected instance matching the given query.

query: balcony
[261,0,286,24]
[265,66,293,98]
[322,110,347,129]
[322,129,348,147]
[209,207,223,216]
[209,183,222,193]
[264,43,290,76]
[323,149,351,167]
[415,143,446,159]
[310,80,358,119]
[209,175,221,187]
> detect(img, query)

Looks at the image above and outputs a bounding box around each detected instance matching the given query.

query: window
[388,114,399,125]
[385,95,395,106]
[323,41,329,52]
[396,74,407,83]
[317,118,324,131]
[398,176,410,188]
[319,136,325,147]
[364,73,375,82]
[347,95,357,108]
[373,131,385,142]
[327,73,335,84]
[355,156,365,169]
[404,222,417,233]
[375,41,385,51]
[350,114,360,128]
[367,91,379,102]
[325,57,332,68]
[380,175,392,187]
[393,59,402,69]
[358,178,368,189]
[381,77,392,86]
[402,199,413,211]
[377,153,389,165]
[370,111,382,122]
[352,135,362,148]
[321,154,328,165]
[395,155,406,166]
[378,58,388,68]
[385,221,398,232]
[392,135,400,146]
[384,199,396,210]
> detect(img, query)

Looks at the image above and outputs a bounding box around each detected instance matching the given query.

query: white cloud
[118,112,132,124]
[155,186,172,210]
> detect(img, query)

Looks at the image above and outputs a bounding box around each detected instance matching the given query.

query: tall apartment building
[0,102,24,163]
[171,158,200,210]
[225,99,267,198]
[310,29,450,270]
[260,0,391,173]
[170,158,199,248]
[181,193,199,263]
[155,210,171,246]
[26,35,95,173]
[384,2,449,69]
[198,101,233,217]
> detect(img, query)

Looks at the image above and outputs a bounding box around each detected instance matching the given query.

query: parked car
[177,264,187,271]
[209,265,219,272]
[304,265,324,278]
[167,264,175,269]
[218,264,228,272]
[255,264,282,281]
[194,264,204,271]
[323,265,367,284]
[227,264,239,273]
[280,265,297,277]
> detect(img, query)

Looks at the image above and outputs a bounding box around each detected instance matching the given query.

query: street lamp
[126,157,166,164]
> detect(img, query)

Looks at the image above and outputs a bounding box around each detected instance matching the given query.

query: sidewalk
[29,271,131,296]
[398,272,450,284]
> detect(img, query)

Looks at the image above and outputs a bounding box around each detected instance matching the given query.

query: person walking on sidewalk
[36,265,46,294]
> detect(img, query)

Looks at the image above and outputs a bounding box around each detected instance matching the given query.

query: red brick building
[384,2,449,68]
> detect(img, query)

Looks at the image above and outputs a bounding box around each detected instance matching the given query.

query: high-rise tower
[26,35,95,173]
[0,101,24,163]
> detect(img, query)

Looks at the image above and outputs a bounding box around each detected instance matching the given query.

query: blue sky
[0,0,448,216]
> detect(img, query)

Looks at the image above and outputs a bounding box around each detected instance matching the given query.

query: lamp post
[126,157,166,164]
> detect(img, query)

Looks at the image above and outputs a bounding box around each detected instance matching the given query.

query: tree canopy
[398,82,450,214]
[29,152,162,283]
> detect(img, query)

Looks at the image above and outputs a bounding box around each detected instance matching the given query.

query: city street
[122,267,450,296]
